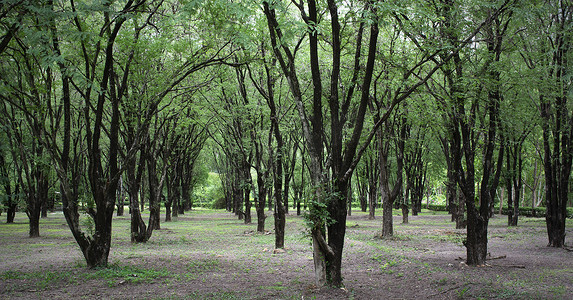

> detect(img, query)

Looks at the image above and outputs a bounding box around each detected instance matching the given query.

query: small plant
[457,286,470,298]
[80,214,95,237]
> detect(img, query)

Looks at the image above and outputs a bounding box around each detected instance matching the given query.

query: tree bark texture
[540,1,571,248]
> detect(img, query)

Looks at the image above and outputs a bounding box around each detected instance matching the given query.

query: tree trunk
[146,143,164,231]
[267,186,273,211]
[181,179,191,212]
[165,202,172,222]
[273,141,285,248]
[380,120,404,237]
[6,201,16,223]
[368,187,376,220]
[28,205,41,238]
[243,177,252,224]
[465,204,488,265]
[381,153,396,237]
[27,164,49,237]
[367,153,378,220]
[254,140,267,233]
[401,203,409,224]
[256,180,267,233]
[347,179,352,217]
[5,183,18,224]
[116,177,124,216]
[456,191,466,229]
[116,196,124,216]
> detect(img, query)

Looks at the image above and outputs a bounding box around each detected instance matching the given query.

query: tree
[262,0,467,286]
[524,0,572,247]
[433,0,513,266]
[262,0,385,285]
[209,68,255,223]
[0,5,57,236]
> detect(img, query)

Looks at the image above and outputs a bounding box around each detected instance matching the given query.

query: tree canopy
[0,0,570,288]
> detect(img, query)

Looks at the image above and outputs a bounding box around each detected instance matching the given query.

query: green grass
[156,291,244,300]
[1,263,173,290]
[88,263,172,286]
[1,269,75,290]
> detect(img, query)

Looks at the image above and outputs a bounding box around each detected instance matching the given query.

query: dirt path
[0,210,571,299]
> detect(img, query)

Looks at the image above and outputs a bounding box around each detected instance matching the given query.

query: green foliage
[80,213,95,237]
[193,172,224,208]
[302,185,339,235]
[302,200,330,233]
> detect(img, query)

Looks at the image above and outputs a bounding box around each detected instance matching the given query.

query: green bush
[427,204,449,212]
[211,197,226,209]
[426,204,573,219]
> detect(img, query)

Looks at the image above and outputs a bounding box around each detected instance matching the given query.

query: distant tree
[0,139,18,223]
[0,8,55,236]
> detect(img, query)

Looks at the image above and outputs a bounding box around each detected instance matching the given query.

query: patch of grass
[260,281,287,291]
[473,286,526,300]
[157,291,243,299]
[425,232,465,245]
[371,254,402,274]
[1,269,74,290]
[86,263,172,286]
[186,258,221,272]
[548,285,567,297]
[28,242,58,247]
[456,286,470,298]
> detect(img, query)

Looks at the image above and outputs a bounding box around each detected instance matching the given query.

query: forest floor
[0,208,572,299]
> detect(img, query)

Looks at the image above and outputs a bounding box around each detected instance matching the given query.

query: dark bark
[506,132,527,227]
[282,137,299,215]
[456,191,466,229]
[380,135,402,237]
[401,203,409,224]
[254,142,268,232]
[0,149,17,223]
[540,1,571,248]
[355,170,368,213]
[126,148,148,243]
[116,177,124,217]
[347,178,353,216]
[366,151,378,220]
[5,188,18,224]
[404,125,427,217]
[146,139,164,231]
[379,108,405,237]
[270,103,285,248]
[181,178,191,213]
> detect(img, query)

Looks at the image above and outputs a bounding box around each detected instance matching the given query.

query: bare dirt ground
[0,209,572,299]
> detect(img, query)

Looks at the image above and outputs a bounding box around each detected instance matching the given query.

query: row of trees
[1,0,571,288]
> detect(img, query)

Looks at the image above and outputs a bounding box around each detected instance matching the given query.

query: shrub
[211,197,226,209]
[426,204,573,219]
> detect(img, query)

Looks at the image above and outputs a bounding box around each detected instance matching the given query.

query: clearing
[0,209,571,299]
